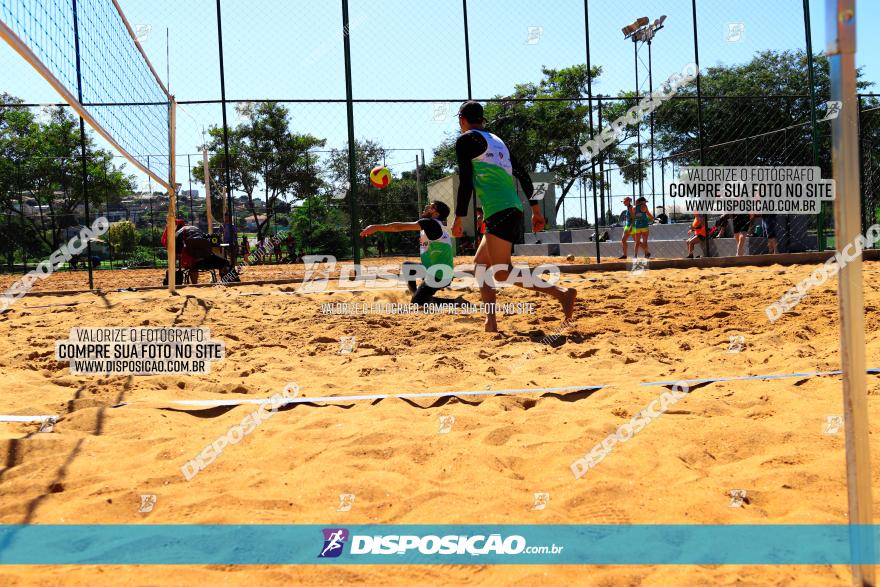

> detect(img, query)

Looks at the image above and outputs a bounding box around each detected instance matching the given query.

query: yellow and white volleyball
[369,166,391,189]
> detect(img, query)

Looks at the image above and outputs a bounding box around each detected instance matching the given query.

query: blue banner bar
[0,525,876,565]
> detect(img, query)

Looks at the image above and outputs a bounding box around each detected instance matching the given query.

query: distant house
[243,214,268,232]
[16,198,49,218]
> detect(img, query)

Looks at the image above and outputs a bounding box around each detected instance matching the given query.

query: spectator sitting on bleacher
[655,207,669,224]
[686,213,707,259]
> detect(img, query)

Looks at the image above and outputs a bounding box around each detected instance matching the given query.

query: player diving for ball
[360,200,455,305]
[450,101,576,332]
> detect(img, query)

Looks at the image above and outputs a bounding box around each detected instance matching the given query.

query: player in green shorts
[450,101,576,332]
[360,200,454,305]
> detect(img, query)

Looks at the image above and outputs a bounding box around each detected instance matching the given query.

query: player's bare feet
[561,288,576,321]
[485,313,498,332]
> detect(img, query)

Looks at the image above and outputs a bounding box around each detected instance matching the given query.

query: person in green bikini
[449,101,576,332]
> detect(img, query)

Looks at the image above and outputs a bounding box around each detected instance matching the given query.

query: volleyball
[369,165,391,188]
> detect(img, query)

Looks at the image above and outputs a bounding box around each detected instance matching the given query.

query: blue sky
[1,0,878,223]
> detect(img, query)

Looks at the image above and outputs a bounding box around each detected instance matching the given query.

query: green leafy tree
[108,220,137,254]
[290,196,351,258]
[431,64,600,214]
[193,102,325,239]
[0,96,135,252]
[564,217,589,229]
[605,50,879,182]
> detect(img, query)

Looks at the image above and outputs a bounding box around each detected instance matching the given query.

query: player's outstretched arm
[360,222,421,237]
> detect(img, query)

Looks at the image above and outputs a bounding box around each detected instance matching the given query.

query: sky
[1,0,878,224]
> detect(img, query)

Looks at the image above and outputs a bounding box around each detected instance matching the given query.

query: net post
[166,98,177,294]
[827,1,875,584]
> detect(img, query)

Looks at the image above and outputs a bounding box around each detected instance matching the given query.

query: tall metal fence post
[341,0,360,264]
[690,0,709,258]
[803,0,824,251]
[462,0,478,243]
[584,0,600,263]
[215,0,233,226]
[858,96,867,235]
[71,0,94,289]
[690,0,705,166]
[187,153,195,221]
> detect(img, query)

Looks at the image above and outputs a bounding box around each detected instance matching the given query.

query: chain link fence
[2,0,879,278]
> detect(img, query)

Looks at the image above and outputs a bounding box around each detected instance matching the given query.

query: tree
[431,64,601,214]
[0,96,135,253]
[608,50,879,180]
[564,217,588,229]
[289,196,351,258]
[192,102,325,239]
[108,220,137,254]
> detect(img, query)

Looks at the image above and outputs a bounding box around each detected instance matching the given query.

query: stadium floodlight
[0,0,178,292]
[622,15,666,209]
[622,16,649,39]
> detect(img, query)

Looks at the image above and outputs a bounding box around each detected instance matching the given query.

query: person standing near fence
[223,213,238,266]
[285,233,296,262]
[240,235,250,264]
[733,214,752,256]
[759,214,778,254]
[631,197,653,258]
[618,196,635,259]
[449,101,576,332]
[686,212,707,259]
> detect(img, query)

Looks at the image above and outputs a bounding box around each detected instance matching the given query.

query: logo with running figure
[319,528,349,558]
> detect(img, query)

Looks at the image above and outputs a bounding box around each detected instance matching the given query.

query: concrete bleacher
[516,222,818,259]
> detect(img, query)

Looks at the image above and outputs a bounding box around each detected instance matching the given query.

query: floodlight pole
[827,1,876,585]
[632,38,644,201]
[585,0,600,263]
[71,0,94,290]
[647,35,656,213]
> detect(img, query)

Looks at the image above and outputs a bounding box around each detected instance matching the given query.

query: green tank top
[470,130,523,219]
[633,209,650,229]
[420,219,455,282]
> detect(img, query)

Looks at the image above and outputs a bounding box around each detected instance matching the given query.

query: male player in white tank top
[451,101,576,332]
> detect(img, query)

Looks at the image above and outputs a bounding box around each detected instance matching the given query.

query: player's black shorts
[732,214,751,234]
[484,208,524,244]
[761,215,778,239]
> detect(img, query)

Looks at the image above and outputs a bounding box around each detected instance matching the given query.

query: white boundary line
[0,415,57,423]
[118,384,606,408]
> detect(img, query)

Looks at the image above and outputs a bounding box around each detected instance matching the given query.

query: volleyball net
[0,0,177,288]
